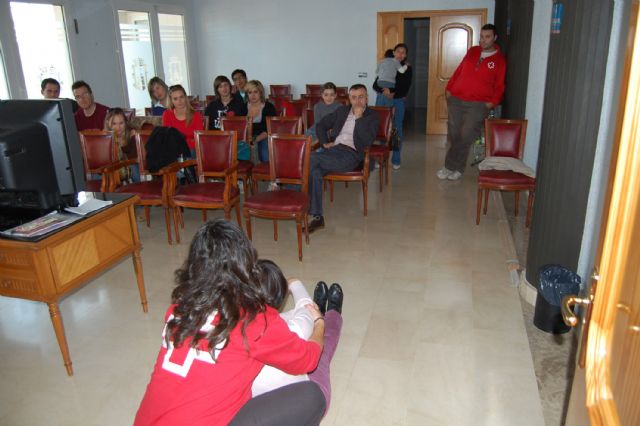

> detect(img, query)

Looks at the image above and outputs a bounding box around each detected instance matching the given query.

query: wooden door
[565,3,640,424]
[427,14,483,134]
[377,13,403,61]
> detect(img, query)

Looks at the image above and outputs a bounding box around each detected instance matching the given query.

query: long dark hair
[256,259,288,311]
[165,220,265,357]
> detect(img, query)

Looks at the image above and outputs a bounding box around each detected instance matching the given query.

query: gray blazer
[315,105,379,159]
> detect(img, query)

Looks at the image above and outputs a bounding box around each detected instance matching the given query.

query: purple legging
[309,310,343,414]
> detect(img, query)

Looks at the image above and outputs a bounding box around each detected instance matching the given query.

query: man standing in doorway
[437,24,506,181]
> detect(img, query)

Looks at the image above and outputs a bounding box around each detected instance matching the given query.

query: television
[0,99,85,213]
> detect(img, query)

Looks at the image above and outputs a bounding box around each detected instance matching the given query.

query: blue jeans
[375,92,394,108]
[391,97,406,166]
[257,139,269,163]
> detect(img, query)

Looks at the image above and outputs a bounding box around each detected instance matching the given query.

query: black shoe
[327,283,343,314]
[306,216,325,234]
[313,281,329,315]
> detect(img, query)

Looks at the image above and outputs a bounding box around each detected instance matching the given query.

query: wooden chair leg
[273,220,278,241]
[476,189,483,225]
[244,210,253,240]
[362,180,368,216]
[173,207,181,244]
[144,206,151,227]
[164,207,173,244]
[304,214,310,244]
[224,208,231,221]
[514,191,520,217]
[483,189,489,215]
[330,181,335,202]
[178,207,184,228]
[526,191,535,228]
[235,204,243,230]
[296,219,303,261]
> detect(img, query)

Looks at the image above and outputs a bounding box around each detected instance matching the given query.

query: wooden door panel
[427,15,482,134]
[378,13,403,60]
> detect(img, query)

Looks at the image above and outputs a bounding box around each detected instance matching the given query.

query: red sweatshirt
[134,305,321,426]
[162,109,204,150]
[446,45,506,107]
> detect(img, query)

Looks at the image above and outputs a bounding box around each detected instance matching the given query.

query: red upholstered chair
[110,130,175,243]
[252,117,303,192]
[368,106,394,192]
[336,96,350,106]
[282,99,306,118]
[144,107,152,116]
[270,84,292,97]
[336,87,348,96]
[323,148,371,216]
[221,116,253,196]
[269,95,293,115]
[205,95,215,105]
[476,119,534,227]
[304,108,314,133]
[243,135,312,261]
[168,130,241,243]
[301,94,322,109]
[123,108,136,120]
[78,130,117,192]
[305,84,323,95]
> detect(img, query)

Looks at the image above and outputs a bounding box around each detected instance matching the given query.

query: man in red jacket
[437,24,506,181]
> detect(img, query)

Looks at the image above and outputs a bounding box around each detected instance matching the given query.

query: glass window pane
[0,50,9,99]
[118,10,156,109]
[158,13,190,94]
[10,2,74,99]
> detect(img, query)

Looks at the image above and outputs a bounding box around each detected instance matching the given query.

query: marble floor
[0,125,545,425]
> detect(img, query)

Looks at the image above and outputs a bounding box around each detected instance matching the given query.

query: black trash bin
[533,265,581,333]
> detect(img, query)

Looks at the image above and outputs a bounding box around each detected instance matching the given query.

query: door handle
[562,296,591,327]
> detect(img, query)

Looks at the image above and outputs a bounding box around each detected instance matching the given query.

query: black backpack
[145,126,191,173]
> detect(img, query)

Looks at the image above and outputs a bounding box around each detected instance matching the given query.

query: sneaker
[305,216,325,233]
[392,164,401,170]
[447,171,463,181]
[436,167,452,180]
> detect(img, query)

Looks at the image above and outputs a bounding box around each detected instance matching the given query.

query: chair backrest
[194,130,237,181]
[270,84,291,97]
[304,108,314,131]
[369,106,394,145]
[202,115,210,130]
[268,134,311,192]
[221,116,250,142]
[205,95,215,105]
[144,107,152,116]
[300,94,322,109]
[267,116,303,135]
[305,84,323,95]
[135,130,153,174]
[79,130,116,177]
[140,121,155,131]
[336,86,348,96]
[282,99,306,117]
[485,119,528,159]
[336,96,350,106]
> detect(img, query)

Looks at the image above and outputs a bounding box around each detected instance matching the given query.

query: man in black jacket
[307,84,379,233]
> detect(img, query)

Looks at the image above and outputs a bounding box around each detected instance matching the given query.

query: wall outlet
[357,72,368,78]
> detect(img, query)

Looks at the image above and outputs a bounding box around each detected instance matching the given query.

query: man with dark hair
[72,80,109,131]
[231,69,248,102]
[437,23,506,181]
[41,78,61,98]
[306,84,379,233]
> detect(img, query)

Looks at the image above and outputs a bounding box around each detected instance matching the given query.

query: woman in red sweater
[162,84,204,154]
[134,220,324,426]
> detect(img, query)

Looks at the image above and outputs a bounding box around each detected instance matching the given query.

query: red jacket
[446,45,506,106]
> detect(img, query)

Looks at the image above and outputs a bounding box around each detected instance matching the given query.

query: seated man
[41,78,79,112]
[306,84,378,233]
[72,80,109,131]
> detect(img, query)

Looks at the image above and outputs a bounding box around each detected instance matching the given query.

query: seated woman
[245,80,277,163]
[229,260,344,426]
[162,84,204,155]
[134,220,324,426]
[147,77,169,116]
[104,107,139,182]
[205,75,250,160]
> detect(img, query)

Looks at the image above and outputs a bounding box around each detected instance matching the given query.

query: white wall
[0,0,199,107]
[192,0,494,98]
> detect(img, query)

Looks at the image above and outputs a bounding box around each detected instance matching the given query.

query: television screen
[0,99,85,211]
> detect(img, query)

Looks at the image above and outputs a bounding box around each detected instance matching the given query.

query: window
[0,49,9,99]
[118,10,157,110]
[158,13,190,94]
[10,2,74,99]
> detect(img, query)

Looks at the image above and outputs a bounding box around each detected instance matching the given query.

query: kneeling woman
[134,220,324,426]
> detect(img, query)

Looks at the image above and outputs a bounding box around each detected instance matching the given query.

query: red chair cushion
[253,162,270,176]
[478,170,535,186]
[174,182,239,203]
[115,181,163,200]
[85,179,103,192]
[244,190,309,212]
[238,160,253,174]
